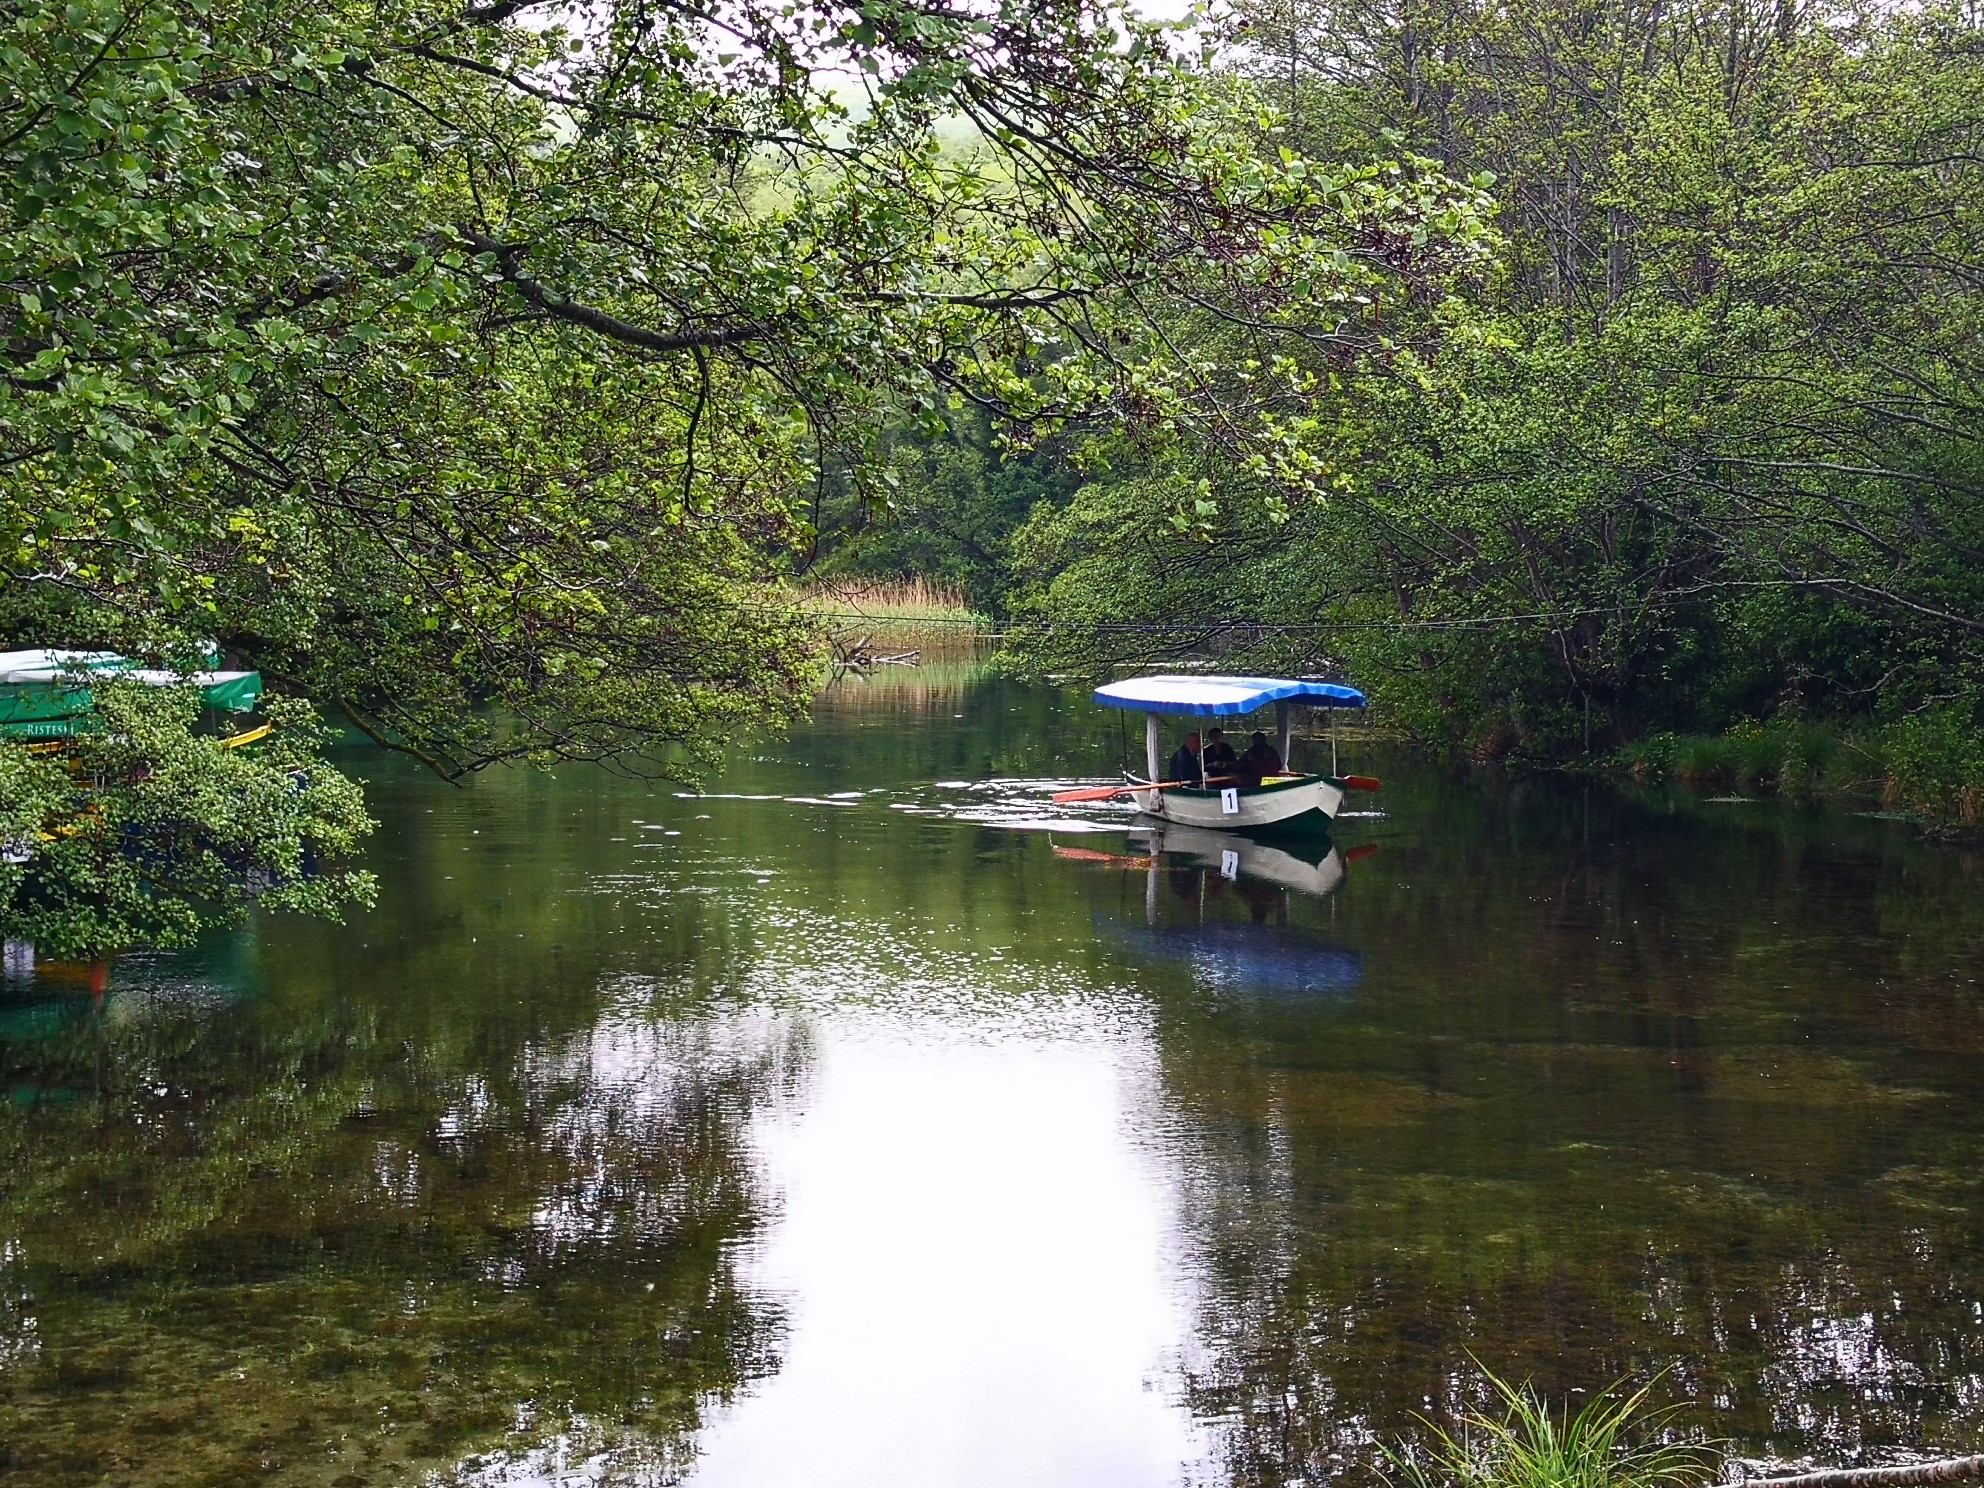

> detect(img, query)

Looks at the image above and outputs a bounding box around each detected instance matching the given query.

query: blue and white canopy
[1092,675,1366,716]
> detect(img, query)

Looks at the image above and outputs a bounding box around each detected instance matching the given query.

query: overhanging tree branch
[459,232,775,352]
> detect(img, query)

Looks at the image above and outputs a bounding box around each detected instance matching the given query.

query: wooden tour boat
[1084,674,1376,832]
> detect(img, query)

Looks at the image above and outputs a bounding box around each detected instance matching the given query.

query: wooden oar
[1052,776,1237,804]
[1342,774,1382,791]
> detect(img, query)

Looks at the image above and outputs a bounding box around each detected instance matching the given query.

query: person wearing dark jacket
[1237,731,1284,787]
[1203,728,1238,776]
[1166,732,1203,787]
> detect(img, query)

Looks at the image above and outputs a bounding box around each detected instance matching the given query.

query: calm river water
[3,669,1983,1487]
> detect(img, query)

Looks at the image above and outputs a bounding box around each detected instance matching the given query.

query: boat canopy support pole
[1146,713,1161,784]
[1276,701,1292,772]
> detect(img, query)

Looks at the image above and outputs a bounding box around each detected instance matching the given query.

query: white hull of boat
[1126,773,1345,830]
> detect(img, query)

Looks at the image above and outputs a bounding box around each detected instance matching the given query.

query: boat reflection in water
[1132,821,1358,901]
[1061,822,1371,998]
[0,931,259,1048]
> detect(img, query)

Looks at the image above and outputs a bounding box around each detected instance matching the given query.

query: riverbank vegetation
[0,688,375,956]
[1616,717,1984,830]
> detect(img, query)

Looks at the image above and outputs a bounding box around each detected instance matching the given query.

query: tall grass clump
[1616,709,1984,827]
[1618,723,1868,797]
[801,577,990,649]
[1388,1370,1715,1488]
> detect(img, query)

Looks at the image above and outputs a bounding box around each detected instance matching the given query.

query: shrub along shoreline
[1609,713,1984,834]
[1285,710,1982,836]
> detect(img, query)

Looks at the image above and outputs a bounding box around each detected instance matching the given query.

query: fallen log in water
[827,632,922,670]
[1723,1457,1984,1488]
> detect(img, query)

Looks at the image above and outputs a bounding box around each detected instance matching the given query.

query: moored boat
[1090,674,1374,831]
[0,648,263,740]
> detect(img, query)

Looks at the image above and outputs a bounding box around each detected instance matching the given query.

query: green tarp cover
[0,651,262,739]
[0,685,92,739]
[197,672,262,713]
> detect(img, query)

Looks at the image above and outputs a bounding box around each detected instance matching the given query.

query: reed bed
[800,577,991,649]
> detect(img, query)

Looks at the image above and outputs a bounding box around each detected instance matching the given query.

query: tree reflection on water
[1146,775,1984,1486]
[0,935,805,1485]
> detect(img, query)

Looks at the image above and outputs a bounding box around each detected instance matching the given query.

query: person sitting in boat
[1202,728,1238,777]
[1237,731,1284,787]
[1166,732,1203,787]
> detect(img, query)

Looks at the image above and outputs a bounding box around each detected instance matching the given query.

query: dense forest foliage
[2,0,1980,947]
[892,0,1984,810]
